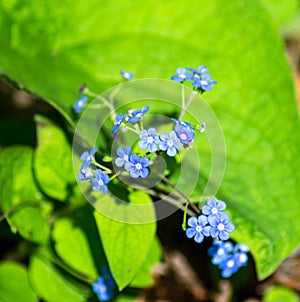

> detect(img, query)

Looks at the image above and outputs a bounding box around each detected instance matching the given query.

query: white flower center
[135,163,142,170]
[148,137,154,143]
[196,225,202,232]
[239,254,247,263]
[124,155,128,161]
[217,223,225,231]
[167,140,174,147]
[227,259,235,268]
[211,207,218,214]
[180,133,187,140]
[179,74,186,79]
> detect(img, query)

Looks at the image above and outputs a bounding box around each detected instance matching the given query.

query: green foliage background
[0,0,300,301]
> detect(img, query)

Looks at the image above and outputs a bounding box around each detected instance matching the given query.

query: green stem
[161,176,200,214]
[182,201,189,231]
[93,161,112,173]
[85,90,116,120]
[178,91,197,120]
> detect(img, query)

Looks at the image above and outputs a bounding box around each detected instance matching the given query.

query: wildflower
[158,130,182,156]
[202,198,226,217]
[111,113,126,133]
[208,240,234,265]
[127,106,149,123]
[186,65,209,75]
[91,169,110,194]
[171,67,193,83]
[78,162,93,181]
[93,267,116,301]
[80,147,98,165]
[174,124,195,145]
[121,70,134,81]
[208,213,235,240]
[73,96,88,113]
[192,74,217,92]
[125,154,150,178]
[186,215,211,243]
[233,243,249,267]
[138,128,159,153]
[208,240,249,278]
[115,146,131,168]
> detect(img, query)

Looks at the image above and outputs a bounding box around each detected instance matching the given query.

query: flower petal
[187,216,198,227]
[194,232,204,243]
[186,227,196,238]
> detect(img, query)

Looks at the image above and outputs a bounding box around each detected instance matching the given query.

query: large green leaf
[0,0,299,281]
[28,252,90,302]
[34,115,75,201]
[94,191,156,290]
[52,205,105,280]
[0,146,50,244]
[0,261,37,302]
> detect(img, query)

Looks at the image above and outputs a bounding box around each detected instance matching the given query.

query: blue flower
[112,113,126,133]
[121,70,134,81]
[73,96,88,113]
[192,74,217,92]
[125,154,150,178]
[138,128,159,153]
[233,243,249,267]
[115,146,131,168]
[93,267,116,301]
[171,67,193,83]
[159,130,182,156]
[186,65,209,75]
[186,215,211,243]
[78,162,94,181]
[127,106,149,123]
[91,169,110,194]
[208,213,235,240]
[80,147,98,165]
[208,240,234,265]
[202,198,226,216]
[174,124,195,145]
[218,253,240,278]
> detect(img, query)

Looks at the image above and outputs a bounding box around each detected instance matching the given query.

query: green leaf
[129,237,162,288]
[34,115,75,201]
[0,261,37,302]
[52,205,105,280]
[0,0,300,281]
[261,0,299,28]
[0,146,50,243]
[263,286,298,302]
[28,252,90,302]
[94,191,156,290]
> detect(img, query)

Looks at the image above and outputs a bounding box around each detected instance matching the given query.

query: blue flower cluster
[112,106,202,179]
[115,146,150,178]
[78,147,110,194]
[171,65,217,93]
[208,240,249,278]
[92,267,116,301]
[186,198,235,243]
[185,198,249,278]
